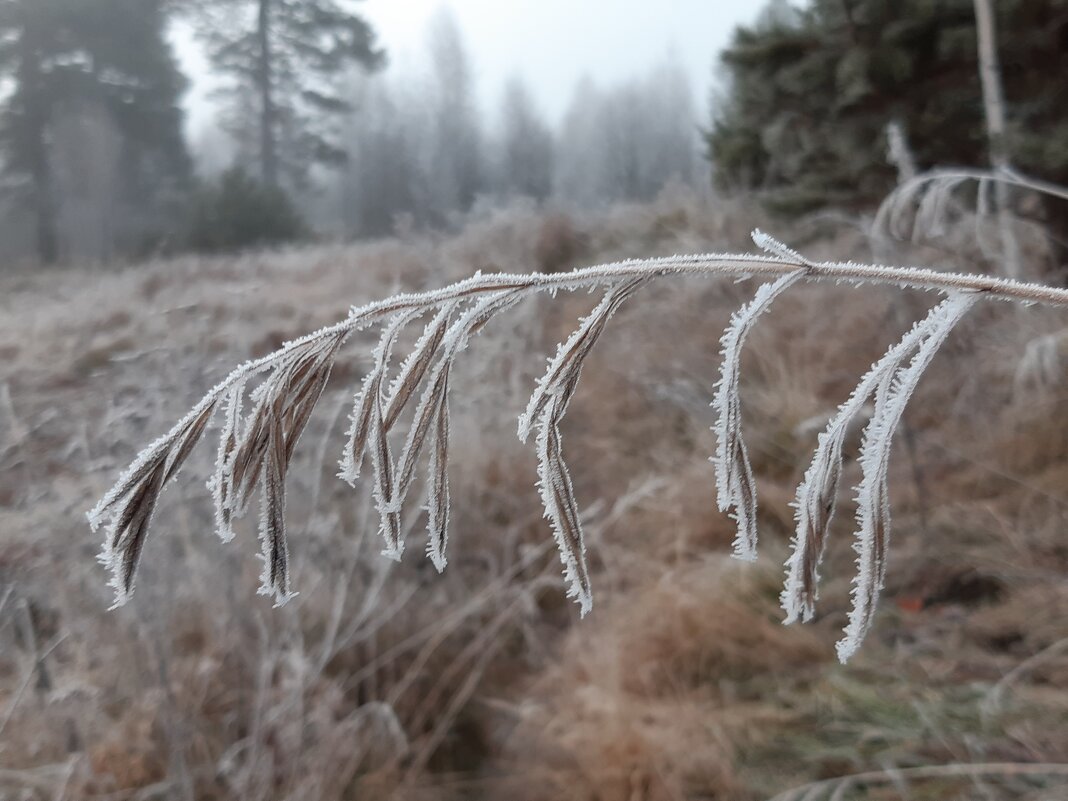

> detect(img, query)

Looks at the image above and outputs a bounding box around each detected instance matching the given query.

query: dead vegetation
[1,191,1067,799]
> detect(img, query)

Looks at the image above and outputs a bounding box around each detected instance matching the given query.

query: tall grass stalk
[88,231,1068,662]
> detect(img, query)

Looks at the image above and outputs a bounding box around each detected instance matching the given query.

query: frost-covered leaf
[713,263,806,559]
[369,374,402,560]
[339,311,420,485]
[426,370,451,572]
[536,396,592,615]
[782,296,956,624]
[518,276,648,442]
[258,403,293,605]
[837,292,977,662]
[384,302,458,430]
[209,382,246,543]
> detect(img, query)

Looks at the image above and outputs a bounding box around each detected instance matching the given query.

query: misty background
[3,2,1068,800]
[0,0,767,267]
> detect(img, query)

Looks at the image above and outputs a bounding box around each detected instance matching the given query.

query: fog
[176,0,767,141]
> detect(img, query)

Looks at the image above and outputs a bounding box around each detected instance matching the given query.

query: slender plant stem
[186,251,1068,411]
[276,253,1068,373]
[88,249,1068,532]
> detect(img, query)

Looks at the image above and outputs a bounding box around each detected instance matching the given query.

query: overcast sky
[174,0,769,139]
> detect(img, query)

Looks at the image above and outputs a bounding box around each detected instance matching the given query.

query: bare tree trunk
[973,0,1020,277]
[17,9,57,265]
[30,130,57,266]
[257,0,278,187]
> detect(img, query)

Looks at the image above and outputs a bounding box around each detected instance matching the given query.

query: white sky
[174,0,769,140]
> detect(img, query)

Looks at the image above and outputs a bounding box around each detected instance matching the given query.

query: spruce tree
[195,0,383,188]
[707,0,1068,218]
[0,0,191,263]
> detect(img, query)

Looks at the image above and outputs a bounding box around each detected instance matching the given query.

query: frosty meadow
[88,231,1068,664]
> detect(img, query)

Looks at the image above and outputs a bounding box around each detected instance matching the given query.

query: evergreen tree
[425,9,483,222]
[188,165,305,252]
[497,76,555,202]
[706,0,1068,217]
[342,77,426,238]
[196,0,383,188]
[0,0,191,263]
[556,61,699,207]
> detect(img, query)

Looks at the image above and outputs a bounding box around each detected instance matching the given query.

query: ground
[0,190,1066,799]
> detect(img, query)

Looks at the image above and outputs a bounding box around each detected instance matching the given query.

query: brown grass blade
[518,277,648,441]
[425,369,451,572]
[536,398,593,615]
[370,382,402,560]
[258,402,292,604]
[211,383,245,542]
[384,302,458,431]
[339,312,417,485]
[101,459,167,605]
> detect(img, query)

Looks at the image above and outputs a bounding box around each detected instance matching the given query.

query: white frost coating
[425,370,451,573]
[518,277,647,443]
[338,309,422,485]
[438,288,523,358]
[713,253,806,559]
[369,377,403,560]
[390,290,520,567]
[95,462,167,609]
[535,397,593,616]
[208,381,246,543]
[782,297,954,624]
[384,301,459,425]
[727,439,759,562]
[393,291,519,502]
[751,229,814,267]
[256,419,297,607]
[360,311,423,557]
[392,366,449,519]
[88,413,196,533]
[520,278,649,611]
[837,291,978,662]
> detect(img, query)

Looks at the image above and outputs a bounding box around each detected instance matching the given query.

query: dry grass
[1,189,1067,799]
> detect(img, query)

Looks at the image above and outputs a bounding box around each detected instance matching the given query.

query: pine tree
[0,0,191,263]
[196,0,383,189]
[706,0,1068,218]
[497,76,554,202]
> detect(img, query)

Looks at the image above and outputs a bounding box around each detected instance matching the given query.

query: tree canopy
[706,0,1068,216]
[196,0,383,188]
[0,0,191,262]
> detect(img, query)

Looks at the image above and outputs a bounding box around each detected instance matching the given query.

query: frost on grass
[782,297,958,625]
[90,232,1043,660]
[836,292,977,662]
[524,277,649,611]
[712,231,807,559]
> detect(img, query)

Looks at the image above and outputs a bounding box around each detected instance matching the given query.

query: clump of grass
[88,230,1068,662]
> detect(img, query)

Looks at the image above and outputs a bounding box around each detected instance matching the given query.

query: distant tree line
[340,11,700,239]
[0,1,703,267]
[326,19,698,242]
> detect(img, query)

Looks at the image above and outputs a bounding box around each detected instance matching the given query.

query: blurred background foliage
[707,0,1068,220]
